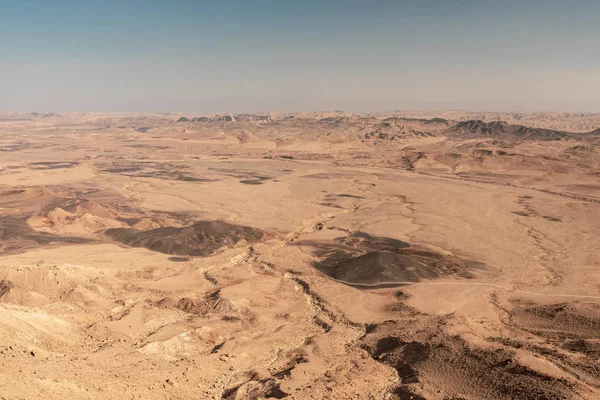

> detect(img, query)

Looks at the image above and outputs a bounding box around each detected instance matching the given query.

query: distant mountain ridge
[171,114,600,141]
[446,119,598,141]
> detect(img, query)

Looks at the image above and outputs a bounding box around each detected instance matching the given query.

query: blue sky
[1,0,599,112]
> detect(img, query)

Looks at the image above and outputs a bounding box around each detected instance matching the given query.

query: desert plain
[0,111,599,399]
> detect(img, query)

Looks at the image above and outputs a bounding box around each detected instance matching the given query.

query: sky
[1,0,599,113]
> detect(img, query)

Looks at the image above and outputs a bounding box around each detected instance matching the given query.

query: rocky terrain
[0,111,599,399]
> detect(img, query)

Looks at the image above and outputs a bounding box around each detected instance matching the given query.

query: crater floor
[0,112,599,399]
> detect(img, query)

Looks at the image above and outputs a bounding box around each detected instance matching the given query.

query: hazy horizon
[2,0,599,113]
[6,108,600,117]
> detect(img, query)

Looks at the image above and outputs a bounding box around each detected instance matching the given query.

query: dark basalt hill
[301,231,482,288]
[105,220,264,256]
[0,215,90,254]
[319,249,477,287]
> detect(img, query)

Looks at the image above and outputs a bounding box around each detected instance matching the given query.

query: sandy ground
[0,112,599,399]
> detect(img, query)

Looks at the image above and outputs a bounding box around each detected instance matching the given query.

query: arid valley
[0,111,599,399]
